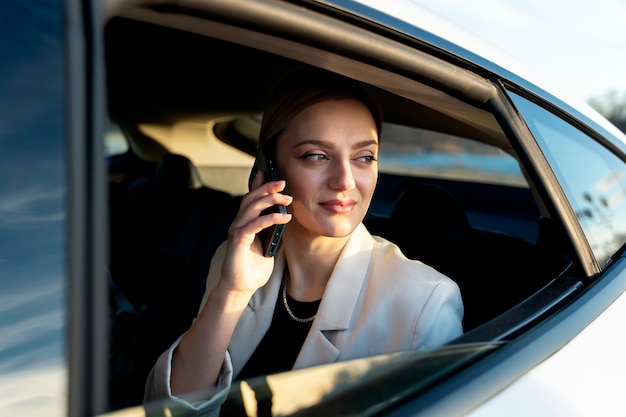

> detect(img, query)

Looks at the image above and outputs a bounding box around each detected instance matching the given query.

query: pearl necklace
[282,284,317,323]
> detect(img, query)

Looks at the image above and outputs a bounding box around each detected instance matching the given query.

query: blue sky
[411,0,626,103]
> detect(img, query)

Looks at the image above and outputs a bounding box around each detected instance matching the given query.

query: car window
[379,123,525,186]
[369,123,536,243]
[100,4,590,415]
[0,1,67,416]
[510,92,626,267]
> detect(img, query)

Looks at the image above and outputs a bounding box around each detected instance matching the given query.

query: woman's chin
[320,221,360,238]
[292,213,361,238]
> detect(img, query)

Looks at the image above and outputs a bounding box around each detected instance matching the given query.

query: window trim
[487,84,599,277]
[66,0,110,415]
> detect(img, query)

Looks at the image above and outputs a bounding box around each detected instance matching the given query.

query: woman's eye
[301,153,328,161]
[356,155,377,163]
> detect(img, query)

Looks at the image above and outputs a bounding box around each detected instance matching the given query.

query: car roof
[326,0,626,144]
[103,0,626,146]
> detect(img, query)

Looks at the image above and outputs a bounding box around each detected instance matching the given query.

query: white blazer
[145,223,464,411]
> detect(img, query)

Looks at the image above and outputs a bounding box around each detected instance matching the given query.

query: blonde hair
[259,67,383,145]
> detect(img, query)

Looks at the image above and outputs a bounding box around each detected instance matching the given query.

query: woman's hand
[219,170,292,296]
[171,172,292,396]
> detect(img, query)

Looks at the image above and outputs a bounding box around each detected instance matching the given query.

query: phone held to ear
[248,140,287,257]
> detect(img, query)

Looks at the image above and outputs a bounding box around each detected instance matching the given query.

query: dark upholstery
[152,153,194,195]
[450,227,546,330]
[385,183,547,332]
[388,184,470,275]
[108,153,231,409]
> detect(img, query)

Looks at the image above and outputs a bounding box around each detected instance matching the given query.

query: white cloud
[0,366,66,417]
[0,186,65,227]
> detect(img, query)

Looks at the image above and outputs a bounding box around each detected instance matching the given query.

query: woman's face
[275,98,379,238]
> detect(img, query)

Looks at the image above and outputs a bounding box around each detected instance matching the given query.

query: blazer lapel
[294,224,374,369]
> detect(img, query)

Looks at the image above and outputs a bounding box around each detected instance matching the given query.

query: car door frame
[65,0,110,415]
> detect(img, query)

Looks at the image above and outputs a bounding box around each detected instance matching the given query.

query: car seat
[387,183,470,275]
[108,152,231,409]
[386,183,546,332]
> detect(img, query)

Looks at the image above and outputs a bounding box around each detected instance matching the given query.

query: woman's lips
[319,199,356,214]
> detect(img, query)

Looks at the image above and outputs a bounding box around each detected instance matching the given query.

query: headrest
[152,153,194,194]
[389,184,470,268]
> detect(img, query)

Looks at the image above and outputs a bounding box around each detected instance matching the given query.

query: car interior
[103,5,577,411]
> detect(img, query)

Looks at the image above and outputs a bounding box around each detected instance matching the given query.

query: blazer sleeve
[143,241,234,413]
[143,333,235,415]
[415,278,464,350]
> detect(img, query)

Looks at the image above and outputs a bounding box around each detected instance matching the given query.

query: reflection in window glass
[0,0,67,416]
[510,93,626,267]
[378,123,525,186]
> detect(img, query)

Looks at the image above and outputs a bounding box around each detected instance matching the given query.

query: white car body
[349,2,626,414]
[3,0,626,416]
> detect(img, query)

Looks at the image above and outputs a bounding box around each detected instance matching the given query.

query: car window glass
[0,1,67,416]
[378,123,525,186]
[510,92,626,267]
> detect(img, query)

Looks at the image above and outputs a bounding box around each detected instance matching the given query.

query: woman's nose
[328,159,356,191]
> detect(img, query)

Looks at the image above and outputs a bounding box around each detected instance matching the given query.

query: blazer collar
[247,223,374,331]
[232,224,374,372]
[315,223,373,331]
[295,223,374,368]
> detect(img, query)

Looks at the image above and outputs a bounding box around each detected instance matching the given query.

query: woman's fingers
[229,179,293,243]
[239,180,292,219]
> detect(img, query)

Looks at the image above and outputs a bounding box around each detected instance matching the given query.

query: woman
[144,67,463,410]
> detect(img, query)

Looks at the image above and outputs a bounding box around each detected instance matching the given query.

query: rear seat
[381,183,549,332]
[107,152,232,409]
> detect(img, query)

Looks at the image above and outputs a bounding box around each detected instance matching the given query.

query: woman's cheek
[285,168,315,197]
[358,172,378,197]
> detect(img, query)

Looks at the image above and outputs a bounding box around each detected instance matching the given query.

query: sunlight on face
[276,98,379,239]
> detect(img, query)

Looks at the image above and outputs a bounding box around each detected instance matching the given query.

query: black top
[236,284,321,380]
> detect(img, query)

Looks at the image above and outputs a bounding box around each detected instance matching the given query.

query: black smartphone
[248,140,287,257]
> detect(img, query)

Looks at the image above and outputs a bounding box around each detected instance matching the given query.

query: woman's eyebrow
[353,139,379,149]
[294,139,378,149]
[294,139,334,149]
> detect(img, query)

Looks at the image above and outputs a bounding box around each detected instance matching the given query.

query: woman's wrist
[210,280,255,312]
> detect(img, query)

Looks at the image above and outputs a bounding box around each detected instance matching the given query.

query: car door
[0,0,109,416]
[96,1,626,416]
